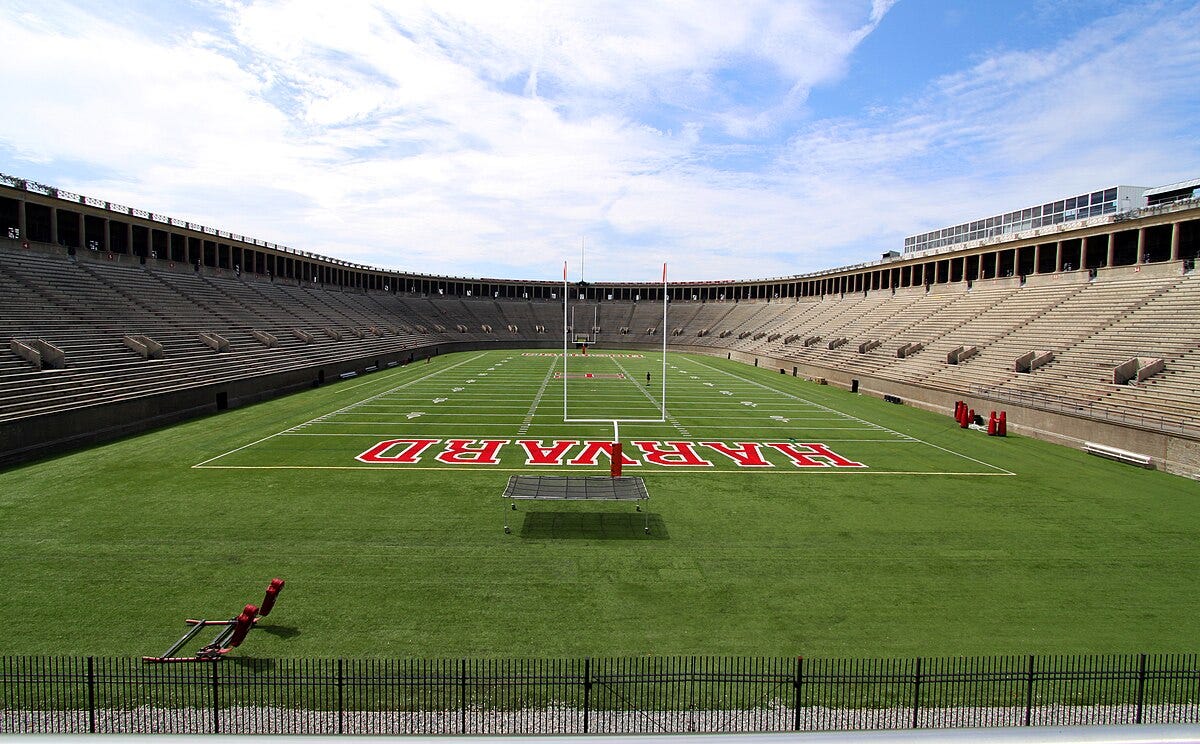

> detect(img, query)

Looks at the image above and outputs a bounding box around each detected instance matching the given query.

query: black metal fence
[2,654,1197,734]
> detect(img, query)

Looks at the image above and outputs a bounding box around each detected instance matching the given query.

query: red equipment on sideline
[143,579,285,663]
[610,442,623,477]
[987,411,997,436]
[999,411,1008,436]
[261,577,284,616]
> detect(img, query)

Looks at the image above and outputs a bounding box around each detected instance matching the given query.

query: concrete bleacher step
[4,245,1199,437]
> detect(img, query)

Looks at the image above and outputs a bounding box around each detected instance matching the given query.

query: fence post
[792,657,803,732]
[1135,653,1147,724]
[211,660,220,734]
[86,656,96,734]
[911,657,922,729]
[337,658,344,735]
[1024,655,1035,726]
[460,659,467,734]
[583,658,592,734]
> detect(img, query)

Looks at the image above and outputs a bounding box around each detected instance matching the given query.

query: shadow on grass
[225,656,278,671]
[257,624,301,640]
[517,511,669,540]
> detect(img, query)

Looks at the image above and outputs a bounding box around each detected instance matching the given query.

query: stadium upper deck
[1,172,1198,302]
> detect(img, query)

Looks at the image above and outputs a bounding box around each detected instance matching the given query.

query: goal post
[562,261,668,428]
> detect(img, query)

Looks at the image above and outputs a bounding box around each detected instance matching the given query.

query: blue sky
[1,0,1197,282]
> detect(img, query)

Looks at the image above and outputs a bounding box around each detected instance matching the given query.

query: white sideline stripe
[687,357,915,438]
[324,413,533,419]
[192,353,487,468]
[336,408,531,413]
[195,464,1012,475]
[360,398,540,403]
[277,433,924,443]
[344,405,531,411]
[687,357,1015,475]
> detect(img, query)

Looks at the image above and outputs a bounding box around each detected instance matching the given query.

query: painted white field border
[194,465,1016,476]
[192,352,488,468]
[686,357,1015,476]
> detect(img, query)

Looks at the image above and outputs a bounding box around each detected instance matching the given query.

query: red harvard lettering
[517,439,579,466]
[356,438,441,464]
[567,441,641,467]
[698,441,774,467]
[434,439,510,465]
[764,442,866,468]
[632,441,713,467]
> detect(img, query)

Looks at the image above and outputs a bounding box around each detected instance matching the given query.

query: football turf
[0,348,1197,659]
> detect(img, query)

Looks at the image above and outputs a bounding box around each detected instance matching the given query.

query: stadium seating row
[2,246,1198,439]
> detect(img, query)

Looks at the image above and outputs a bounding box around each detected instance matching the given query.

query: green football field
[1,348,1198,660]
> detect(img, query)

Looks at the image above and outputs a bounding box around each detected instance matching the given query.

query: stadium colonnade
[1,173,1199,476]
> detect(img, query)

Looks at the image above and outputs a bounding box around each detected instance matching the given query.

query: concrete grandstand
[1,172,1198,476]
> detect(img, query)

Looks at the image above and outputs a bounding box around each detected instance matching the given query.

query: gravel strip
[4,703,1198,734]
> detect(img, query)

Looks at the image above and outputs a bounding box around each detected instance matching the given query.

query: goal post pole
[562,260,568,423]
[661,262,668,418]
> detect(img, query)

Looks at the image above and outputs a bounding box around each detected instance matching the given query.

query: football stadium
[2,1,1200,737]
[2,173,1199,734]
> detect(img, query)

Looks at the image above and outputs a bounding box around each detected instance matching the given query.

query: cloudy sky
[1,0,1198,282]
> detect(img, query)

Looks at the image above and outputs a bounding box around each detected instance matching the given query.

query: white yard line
[686,357,1015,475]
[192,352,488,467]
[518,357,560,435]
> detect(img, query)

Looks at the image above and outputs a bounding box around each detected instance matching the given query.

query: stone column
[1055,241,1063,271]
[1105,234,1115,267]
[49,207,59,246]
[1032,244,1041,274]
[1136,228,1147,263]
[1170,222,1181,260]
[17,199,27,239]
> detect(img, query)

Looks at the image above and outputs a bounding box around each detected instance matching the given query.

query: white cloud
[0,1,1196,282]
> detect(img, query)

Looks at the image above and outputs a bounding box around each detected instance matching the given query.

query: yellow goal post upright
[561,261,669,461]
